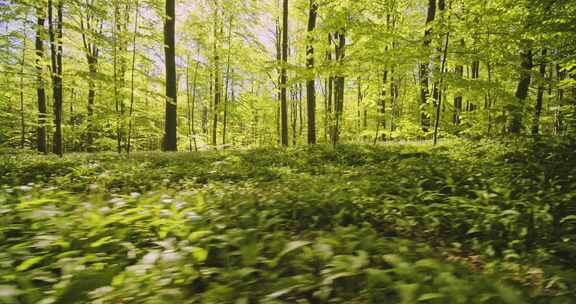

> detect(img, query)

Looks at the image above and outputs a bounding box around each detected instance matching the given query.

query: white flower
[160,210,173,218]
[108,197,126,208]
[161,250,182,263]
[142,251,160,265]
[19,185,32,192]
[186,211,202,221]
[130,192,141,198]
[174,201,186,210]
[161,198,173,204]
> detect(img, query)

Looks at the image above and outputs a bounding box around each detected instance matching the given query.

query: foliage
[1,138,575,303]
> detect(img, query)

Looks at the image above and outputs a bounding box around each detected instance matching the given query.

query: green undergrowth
[1,138,575,303]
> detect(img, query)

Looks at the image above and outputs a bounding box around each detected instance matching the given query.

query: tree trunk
[332,31,345,146]
[376,69,388,142]
[280,0,289,146]
[80,6,103,151]
[127,0,140,154]
[86,56,97,149]
[211,4,221,147]
[531,48,547,135]
[509,45,533,134]
[453,65,463,124]
[49,0,63,156]
[419,0,436,132]
[433,29,450,145]
[19,19,27,149]
[164,0,177,151]
[222,17,233,146]
[36,8,47,154]
[306,0,317,144]
[554,63,564,135]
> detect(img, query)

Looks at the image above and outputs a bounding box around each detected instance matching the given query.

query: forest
[1,0,576,303]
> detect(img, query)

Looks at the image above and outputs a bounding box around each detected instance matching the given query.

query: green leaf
[188,230,211,242]
[190,247,208,262]
[90,236,113,248]
[560,215,576,224]
[418,293,444,301]
[277,241,311,259]
[16,256,45,271]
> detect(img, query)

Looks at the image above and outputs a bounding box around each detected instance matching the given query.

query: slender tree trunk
[49,0,63,156]
[486,60,494,136]
[211,4,221,147]
[453,65,463,124]
[554,63,564,135]
[222,17,233,146]
[19,20,27,149]
[86,56,97,149]
[186,55,193,151]
[113,2,128,153]
[280,0,289,146]
[190,60,199,152]
[419,0,436,132]
[113,4,121,153]
[79,9,103,151]
[390,69,398,132]
[357,77,362,133]
[377,69,388,142]
[36,8,47,153]
[433,29,450,145]
[298,83,303,137]
[306,0,317,144]
[164,0,177,151]
[332,31,345,146]
[532,48,547,135]
[275,16,281,145]
[509,44,533,134]
[127,0,140,154]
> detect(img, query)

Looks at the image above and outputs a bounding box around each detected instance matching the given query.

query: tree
[419,0,436,132]
[532,48,547,135]
[280,0,289,146]
[35,5,47,154]
[78,0,103,150]
[48,0,64,156]
[305,0,317,145]
[164,0,177,151]
[509,43,532,134]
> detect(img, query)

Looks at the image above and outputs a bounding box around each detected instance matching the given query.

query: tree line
[0,0,575,154]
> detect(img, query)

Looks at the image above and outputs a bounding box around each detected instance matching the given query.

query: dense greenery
[1,0,575,152]
[1,0,576,303]
[1,139,575,303]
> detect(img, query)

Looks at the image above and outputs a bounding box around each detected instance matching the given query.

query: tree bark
[164,0,177,151]
[19,18,27,149]
[419,0,436,132]
[280,0,289,146]
[332,31,345,146]
[509,45,533,134]
[222,17,233,146]
[306,0,317,144]
[433,29,450,145]
[211,3,221,147]
[49,0,63,156]
[36,8,47,153]
[127,0,140,154]
[531,48,547,135]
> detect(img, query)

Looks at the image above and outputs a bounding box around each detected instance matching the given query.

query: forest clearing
[1,0,576,302]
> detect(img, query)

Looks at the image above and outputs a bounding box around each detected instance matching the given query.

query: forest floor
[1,139,575,303]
